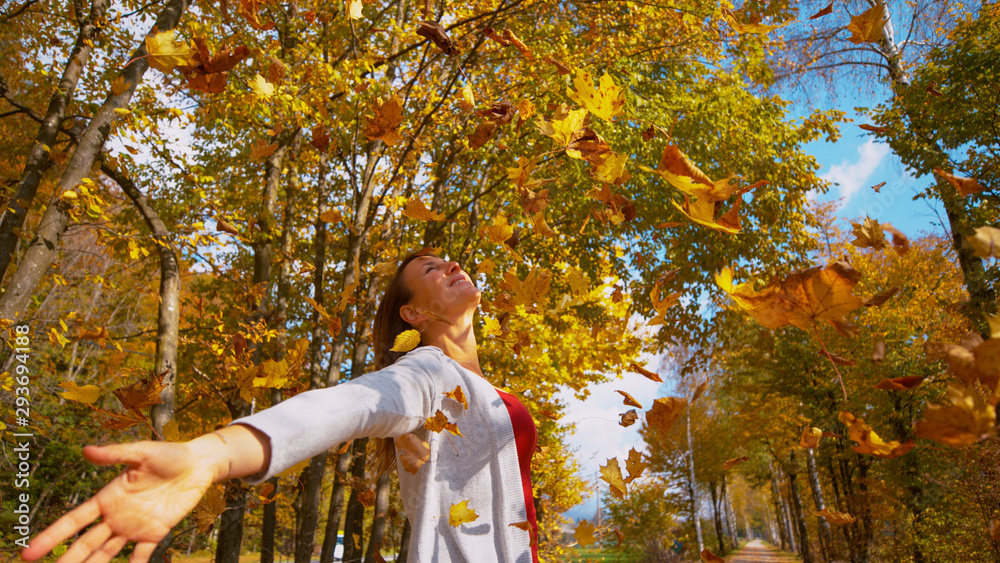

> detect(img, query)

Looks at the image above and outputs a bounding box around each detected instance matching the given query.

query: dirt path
[726,539,800,562]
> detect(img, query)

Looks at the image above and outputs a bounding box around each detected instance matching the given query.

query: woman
[21,253,538,563]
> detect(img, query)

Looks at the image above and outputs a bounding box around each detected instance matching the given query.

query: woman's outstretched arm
[20,424,271,563]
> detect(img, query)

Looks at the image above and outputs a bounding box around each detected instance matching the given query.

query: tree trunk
[320,451,353,563]
[397,519,410,563]
[708,482,726,555]
[0,0,194,323]
[0,0,109,281]
[770,462,790,551]
[805,448,834,562]
[261,474,280,563]
[685,407,704,552]
[364,471,391,563]
[722,479,738,546]
[787,452,813,563]
[341,437,370,563]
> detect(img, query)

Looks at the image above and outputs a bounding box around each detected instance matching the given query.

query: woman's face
[400,255,480,322]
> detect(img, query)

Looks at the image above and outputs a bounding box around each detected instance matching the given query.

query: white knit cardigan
[230,345,533,562]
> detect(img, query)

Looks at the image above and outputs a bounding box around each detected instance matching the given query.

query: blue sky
[559,103,949,522]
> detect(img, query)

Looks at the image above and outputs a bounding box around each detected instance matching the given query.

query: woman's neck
[423,316,484,378]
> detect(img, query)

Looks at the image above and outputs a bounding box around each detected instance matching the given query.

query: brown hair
[370,250,436,479]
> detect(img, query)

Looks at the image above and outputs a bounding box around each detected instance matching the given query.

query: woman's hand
[20,440,218,563]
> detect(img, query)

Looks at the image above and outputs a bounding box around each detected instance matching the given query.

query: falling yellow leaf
[247,74,275,98]
[401,197,445,221]
[458,84,475,111]
[425,409,463,436]
[110,76,130,96]
[615,390,642,408]
[574,520,598,547]
[448,500,478,526]
[850,217,888,250]
[839,411,914,458]
[623,447,647,484]
[250,139,278,160]
[629,361,663,382]
[444,385,468,409]
[811,508,857,525]
[914,382,996,447]
[531,212,558,238]
[847,4,887,44]
[192,485,226,533]
[59,381,102,404]
[145,30,194,74]
[646,397,687,435]
[365,96,404,146]
[800,427,823,449]
[600,457,628,499]
[567,69,626,122]
[933,168,985,197]
[691,380,708,403]
[535,108,610,163]
[346,0,362,19]
[967,226,1000,259]
[484,214,515,245]
[319,208,342,223]
[390,329,420,352]
[722,456,749,470]
[700,549,727,563]
[397,433,430,474]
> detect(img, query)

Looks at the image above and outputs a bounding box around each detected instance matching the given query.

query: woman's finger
[128,543,157,563]
[82,443,150,467]
[54,522,111,563]
[80,535,129,563]
[21,500,101,561]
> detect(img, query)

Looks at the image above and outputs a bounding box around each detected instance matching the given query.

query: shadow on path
[726,539,800,562]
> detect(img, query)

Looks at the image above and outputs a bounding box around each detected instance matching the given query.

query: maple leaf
[192,485,226,533]
[934,168,986,197]
[600,457,628,499]
[77,326,110,348]
[914,382,996,447]
[567,69,626,122]
[874,375,925,391]
[809,2,834,19]
[247,74,275,98]
[500,267,552,309]
[700,549,726,562]
[401,197,444,221]
[624,447,647,484]
[425,409,463,436]
[722,456,748,470]
[509,521,537,547]
[620,409,638,427]
[593,152,630,184]
[649,269,682,325]
[871,181,886,192]
[364,96,404,146]
[535,108,610,163]
[967,226,1000,259]
[145,30,194,74]
[252,359,288,389]
[92,405,148,430]
[574,520,598,547]
[839,411,915,458]
[417,21,458,55]
[847,4,887,44]
[629,361,663,382]
[615,390,642,408]
[390,329,420,352]
[59,381,101,404]
[924,333,1000,393]
[530,212,558,238]
[484,214,514,246]
[250,139,278,160]
[397,433,431,474]
[850,217,888,250]
[519,187,549,214]
[188,73,227,94]
[672,197,743,234]
[722,8,794,34]
[864,287,899,307]
[446,500,478,526]
[883,223,910,255]
[646,397,687,435]
[238,0,275,29]
[443,385,468,409]
[114,371,167,412]
[716,261,864,333]
[311,124,330,151]
[500,28,532,59]
[801,427,823,449]
[467,122,497,150]
[812,508,857,525]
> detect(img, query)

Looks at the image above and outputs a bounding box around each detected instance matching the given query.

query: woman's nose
[445,261,461,275]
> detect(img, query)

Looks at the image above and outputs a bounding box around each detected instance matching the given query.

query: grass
[566,546,632,563]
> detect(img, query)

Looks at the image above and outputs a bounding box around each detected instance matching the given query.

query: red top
[496,388,539,563]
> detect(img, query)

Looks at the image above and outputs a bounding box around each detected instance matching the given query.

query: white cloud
[820,139,891,206]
